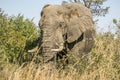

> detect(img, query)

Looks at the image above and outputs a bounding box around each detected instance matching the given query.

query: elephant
[28,3,96,63]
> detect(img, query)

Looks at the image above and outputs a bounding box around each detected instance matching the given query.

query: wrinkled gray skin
[28,3,96,63]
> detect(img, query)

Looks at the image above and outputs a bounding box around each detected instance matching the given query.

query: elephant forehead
[42,5,63,16]
[63,3,92,15]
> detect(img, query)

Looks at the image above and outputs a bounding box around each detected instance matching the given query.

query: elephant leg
[70,40,86,59]
[84,29,95,62]
[67,33,85,59]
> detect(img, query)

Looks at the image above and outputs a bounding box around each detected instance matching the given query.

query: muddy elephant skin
[28,3,96,62]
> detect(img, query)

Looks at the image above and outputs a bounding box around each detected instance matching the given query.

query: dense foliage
[0,10,40,64]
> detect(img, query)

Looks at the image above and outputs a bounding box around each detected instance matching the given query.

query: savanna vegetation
[0,4,120,80]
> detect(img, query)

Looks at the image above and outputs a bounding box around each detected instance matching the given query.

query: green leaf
[113,19,117,24]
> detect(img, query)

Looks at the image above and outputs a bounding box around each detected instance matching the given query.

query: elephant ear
[66,7,86,43]
[67,16,92,43]
[67,18,84,43]
[64,3,94,43]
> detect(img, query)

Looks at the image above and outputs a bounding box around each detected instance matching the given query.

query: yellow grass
[0,34,120,80]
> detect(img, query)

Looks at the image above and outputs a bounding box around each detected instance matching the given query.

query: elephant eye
[59,22,65,28]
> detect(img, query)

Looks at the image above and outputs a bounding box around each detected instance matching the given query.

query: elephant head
[28,3,96,62]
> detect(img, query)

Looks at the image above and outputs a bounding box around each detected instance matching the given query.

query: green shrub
[0,10,40,64]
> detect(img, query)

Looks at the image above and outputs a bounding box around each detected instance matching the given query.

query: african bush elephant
[28,3,96,63]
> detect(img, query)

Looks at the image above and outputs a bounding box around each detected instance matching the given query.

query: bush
[0,10,40,64]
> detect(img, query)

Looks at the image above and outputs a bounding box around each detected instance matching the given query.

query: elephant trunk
[41,23,65,62]
[41,25,56,62]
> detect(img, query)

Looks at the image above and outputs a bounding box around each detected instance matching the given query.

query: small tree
[113,19,120,38]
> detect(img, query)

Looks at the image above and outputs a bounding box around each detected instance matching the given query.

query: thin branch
[88,1,92,8]
[83,0,88,7]
[74,0,77,2]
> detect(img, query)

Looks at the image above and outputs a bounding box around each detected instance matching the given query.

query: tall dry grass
[0,33,120,80]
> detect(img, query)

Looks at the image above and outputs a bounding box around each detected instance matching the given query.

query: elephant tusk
[51,48,63,52]
[51,43,64,52]
[28,46,39,53]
